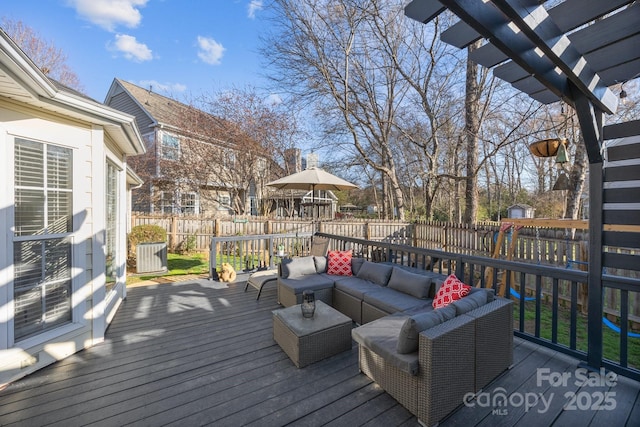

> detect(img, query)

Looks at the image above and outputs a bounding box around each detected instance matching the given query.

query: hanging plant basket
[529,138,567,157]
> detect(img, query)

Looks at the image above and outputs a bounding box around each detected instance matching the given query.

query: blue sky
[2,0,273,102]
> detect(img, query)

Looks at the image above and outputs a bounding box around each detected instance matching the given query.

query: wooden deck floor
[1,274,639,426]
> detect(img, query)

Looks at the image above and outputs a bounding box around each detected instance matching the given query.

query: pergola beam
[438,0,618,113]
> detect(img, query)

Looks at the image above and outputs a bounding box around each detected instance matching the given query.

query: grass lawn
[127,252,209,285]
[515,300,640,370]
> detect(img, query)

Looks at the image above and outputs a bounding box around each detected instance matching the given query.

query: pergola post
[573,85,605,370]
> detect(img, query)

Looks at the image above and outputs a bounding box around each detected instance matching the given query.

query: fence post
[171,215,178,251]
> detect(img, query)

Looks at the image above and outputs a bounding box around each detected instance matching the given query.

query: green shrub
[128,225,167,247]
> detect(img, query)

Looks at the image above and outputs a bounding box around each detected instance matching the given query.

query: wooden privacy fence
[131,214,634,275]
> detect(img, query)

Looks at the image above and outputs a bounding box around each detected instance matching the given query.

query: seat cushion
[280,256,317,279]
[333,276,381,299]
[396,304,457,353]
[387,267,434,299]
[363,287,432,314]
[356,261,394,286]
[278,274,335,294]
[351,314,420,375]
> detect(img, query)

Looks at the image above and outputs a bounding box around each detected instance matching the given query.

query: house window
[13,138,73,341]
[161,133,180,160]
[160,191,175,214]
[181,193,198,214]
[105,161,119,291]
[218,194,231,210]
[223,151,236,168]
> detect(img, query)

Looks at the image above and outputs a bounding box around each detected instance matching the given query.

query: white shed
[507,204,535,219]
[0,29,145,386]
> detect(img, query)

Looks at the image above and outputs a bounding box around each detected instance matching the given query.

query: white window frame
[160,132,180,160]
[10,136,78,344]
[180,192,199,214]
[105,159,120,291]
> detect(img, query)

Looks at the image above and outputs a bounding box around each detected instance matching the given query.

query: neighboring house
[0,29,145,386]
[104,79,270,216]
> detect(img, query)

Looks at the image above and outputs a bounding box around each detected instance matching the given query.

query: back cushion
[356,261,394,286]
[397,305,457,354]
[314,256,328,273]
[387,267,433,299]
[351,257,365,276]
[450,288,488,315]
[280,256,317,279]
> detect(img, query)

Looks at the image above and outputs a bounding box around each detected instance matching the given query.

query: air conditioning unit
[136,242,168,274]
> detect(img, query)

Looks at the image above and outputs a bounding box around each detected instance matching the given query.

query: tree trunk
[463,41,482,224]
[565,136,588,219]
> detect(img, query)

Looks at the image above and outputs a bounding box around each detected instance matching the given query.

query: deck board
[1,275,638,426]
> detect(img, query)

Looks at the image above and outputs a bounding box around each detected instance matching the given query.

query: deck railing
[209,232,640,381]
[209,232,313,279]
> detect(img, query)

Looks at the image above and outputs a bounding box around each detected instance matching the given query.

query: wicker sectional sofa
[276,255,513,426]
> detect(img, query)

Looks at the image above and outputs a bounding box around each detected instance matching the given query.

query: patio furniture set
[269,252,514,426]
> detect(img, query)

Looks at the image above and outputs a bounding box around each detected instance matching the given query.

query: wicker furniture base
[277,284,333,308]
[273,301,352,368]
[361,301,389,324]
[333,288,363,324]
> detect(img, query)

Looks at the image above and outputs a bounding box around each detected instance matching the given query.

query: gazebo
[405,0,640,377]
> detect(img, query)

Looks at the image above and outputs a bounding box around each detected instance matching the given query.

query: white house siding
[0,102,131,386]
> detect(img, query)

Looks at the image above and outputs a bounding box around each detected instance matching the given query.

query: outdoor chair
[309,235,330,256]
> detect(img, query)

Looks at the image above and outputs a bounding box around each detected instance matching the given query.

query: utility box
[136,242,168,274]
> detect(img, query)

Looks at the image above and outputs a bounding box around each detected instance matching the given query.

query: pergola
[405,0,639,372]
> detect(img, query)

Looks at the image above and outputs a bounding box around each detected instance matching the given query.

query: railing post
[210,237,219,280]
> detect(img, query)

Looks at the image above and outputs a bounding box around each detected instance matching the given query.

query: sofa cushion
[327,250,353,276]
[351,314,420,375]
[314,255,328,273]
[334,276,381,299]
[351,257,365,276]
[433,274,471,309]
[450,288,489,315]
[280,256,317,279]
[356,261,394,286]
[278,274,335,293]
[363,287,433,314]
[387,267,433,299]
[396,305,457,354]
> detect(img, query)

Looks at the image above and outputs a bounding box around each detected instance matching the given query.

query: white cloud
[112,34,153,62]
[247,0,263,19]
[197,36,225,65]
[138,80,187,95]
[68,0,148,31]
[266,94,282,105]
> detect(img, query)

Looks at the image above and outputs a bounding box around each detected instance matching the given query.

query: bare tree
[2,18,83,91]
[264,0,419,219]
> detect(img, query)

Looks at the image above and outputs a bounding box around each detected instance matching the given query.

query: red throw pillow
[327,250,353,276]
[432,274,471,309]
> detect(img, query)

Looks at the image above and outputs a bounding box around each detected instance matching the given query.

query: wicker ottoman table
[272,301,352,368]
